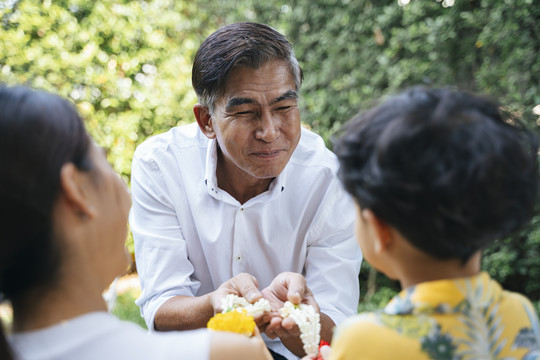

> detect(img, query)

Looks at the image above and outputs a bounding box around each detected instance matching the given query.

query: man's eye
[236,111,253,115]
[276,106,291,111]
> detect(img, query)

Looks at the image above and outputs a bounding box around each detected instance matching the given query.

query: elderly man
[130,22,362,360]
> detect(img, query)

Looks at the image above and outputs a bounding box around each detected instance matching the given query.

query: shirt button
[240,207,244,211]
[235,255,242,261]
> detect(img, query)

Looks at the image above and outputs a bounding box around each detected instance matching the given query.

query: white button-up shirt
[130,123,362,359]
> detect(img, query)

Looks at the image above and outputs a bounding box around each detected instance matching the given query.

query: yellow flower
[207,309,256,336]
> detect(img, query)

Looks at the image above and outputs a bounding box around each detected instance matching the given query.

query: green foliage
[357,284,398,313]
[358,259,400,314]
[0,0,249,180]
[0,302,12,335]
[112,289,147,330]
[1,0,539,305]
[482,155,540,302]
[483,201,540,300]
[1,0,252,252]
[244,0,540,141]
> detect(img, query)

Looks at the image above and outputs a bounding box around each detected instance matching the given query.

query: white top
[129,123,362,359]
[8,311,209,360]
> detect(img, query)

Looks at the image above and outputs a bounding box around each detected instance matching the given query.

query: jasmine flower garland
[220,294,272,317]
[207,294,322,357]
[207,295,272,336]
[280,301,321,356]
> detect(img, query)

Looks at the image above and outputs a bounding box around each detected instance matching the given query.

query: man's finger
[253,313,271,328]
[281,317,298,331]
[233,273,262,303]
[285,273,306,304]
[265,327,278,339]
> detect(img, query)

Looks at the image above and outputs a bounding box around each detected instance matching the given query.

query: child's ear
[361,209,392,254]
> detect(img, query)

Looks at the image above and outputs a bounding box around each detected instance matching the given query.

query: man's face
[207,60,301,183]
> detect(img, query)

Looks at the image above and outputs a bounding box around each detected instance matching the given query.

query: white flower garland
[220,295,321,356]
[280,301,321,356]
[220,294,271,317]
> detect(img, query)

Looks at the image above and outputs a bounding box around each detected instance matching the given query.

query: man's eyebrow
[225,90,298,111]
[271,90,298,105]
[225,97,254,111]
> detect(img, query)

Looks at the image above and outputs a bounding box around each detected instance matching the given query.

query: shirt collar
[204,138,220,199]
[204,138,287,204]
[384,272,500,316]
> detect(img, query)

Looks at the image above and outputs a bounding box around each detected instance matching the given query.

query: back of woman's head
[0,85,91,301]
[335,86,539,262]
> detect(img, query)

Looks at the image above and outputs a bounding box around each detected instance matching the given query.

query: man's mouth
[252,149,283,157]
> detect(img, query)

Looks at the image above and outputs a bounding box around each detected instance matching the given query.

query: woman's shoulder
[97,314,211,360]
[9,312,210,360]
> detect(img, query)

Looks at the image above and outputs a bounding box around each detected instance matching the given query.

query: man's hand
[156,273,273,331]
[211,273,263,310]
[260,272,320,354]
[210,273,271,327]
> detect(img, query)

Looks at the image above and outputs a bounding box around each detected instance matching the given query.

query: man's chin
[253,161,290,177]
[248,156,291,179]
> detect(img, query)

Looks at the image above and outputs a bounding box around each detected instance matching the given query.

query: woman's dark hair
[0,85,92,359]
[192,22,303,113]
[335,87,539,262]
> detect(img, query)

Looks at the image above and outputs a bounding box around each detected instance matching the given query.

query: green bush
[246,0,540,141]
[2,0,538,311]
[112,289,147,330]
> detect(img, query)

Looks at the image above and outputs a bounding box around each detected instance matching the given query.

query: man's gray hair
[192,22,303,113]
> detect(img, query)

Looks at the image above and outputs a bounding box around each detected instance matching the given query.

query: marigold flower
[207,309,256,336]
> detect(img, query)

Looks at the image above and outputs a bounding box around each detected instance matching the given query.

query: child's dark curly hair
[335,87,539,262]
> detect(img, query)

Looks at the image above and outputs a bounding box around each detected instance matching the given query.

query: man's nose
[255,111,279,142]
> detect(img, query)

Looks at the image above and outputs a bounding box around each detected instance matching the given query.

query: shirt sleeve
[304,178,362,326]
[129,147,201,330]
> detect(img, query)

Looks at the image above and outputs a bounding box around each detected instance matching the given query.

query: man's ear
[59,163,97,220]
[194,104,216,139]
[361,209,392,254]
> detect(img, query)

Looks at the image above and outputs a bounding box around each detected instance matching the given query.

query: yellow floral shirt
[331,272,540,360]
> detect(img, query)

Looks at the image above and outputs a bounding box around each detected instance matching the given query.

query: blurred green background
[1,0,539,327]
